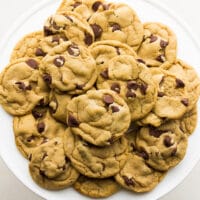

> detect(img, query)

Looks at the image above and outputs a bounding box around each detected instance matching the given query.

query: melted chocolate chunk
[111,105,120,113]
[26,59,39,69]
[37,122,45,133]
[103,95,114,105]
[156,55,165,63]
[92,1,102,11]
[122,176,135,186]
[127,81,139,90]
[15,82,26,91]
[68,114,80,127]
[140,83,148,95]
[53,56,65,67]
[52,21,60,30]
[25,85,32,90]
[171,147,177,156]
[137,151,149,160]
[137,58,145,64]
[67,44,80,56]
[51,35,60,43]
[76,84,85,90]
[181,98,189,107]
[72,2,81,9]
[158,91,165,97]
[111,83,120,93]
[44,26,54,36]
[32,110,43,119]
[149,128,168,138]
[84,33,93,46]
[160,40,169,49]
[176,78,185,88]
[126,90,136,98]
[35,48,46,57]
[115,47,120,55]
[111,23,121,32]
[164,136,173,147]
[90,24,103,39]
[27,135,35,142]
[150,35,158,43]
[100,69,109,79]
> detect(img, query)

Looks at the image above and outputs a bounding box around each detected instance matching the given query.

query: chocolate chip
[164,136,173,147]
[103,95,114,105]
[39,170,46,177]
[53,56,65,67]
[150,35,158,43]
[126,90,136,98]
[67,44,80,56]
[90,24,103,39]
[49,99,58,114]
[100,69,109,79]
[111,83,120,93]
[26,59,39,69]
[37,122,45,133]
[76,84,85,90]
[25,85,32,90]
[35,48,46,57]
[44,26,54,36]
[108,137,115,144]
[84,33,93,46]
[115,47,120,55]
[32,110,43,119]
[72,2,81,8]
[15,82,26,91]
[176,78,185,88]
[27,136,35,142]
[42,152,48,160]
[122,176,135,186]
[65,156,70,163]
[52,35,60,43]
[111,23,121,32]
[138,150,149,160]
[111,106,120,113]
[68,114,80,127]
[130,143,136,151]
[54,141,58,145]
[127,81,139,90]
[52,21,60,30]
[140,83,148,95]
[137,59,145,64]
[156,55,165,63]
[39,99,45,106]
[171,147,177,156]
[149,128,167,138]
[160,40,169,49]
[158,91,165,97]
[181,98,189,107]
[92,1,102,11]
[65,15,73,23]
[28,154,32,161]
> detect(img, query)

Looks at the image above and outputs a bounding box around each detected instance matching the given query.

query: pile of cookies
[0,0,200,198]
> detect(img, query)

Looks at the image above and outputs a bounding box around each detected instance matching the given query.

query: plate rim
[0,0,200,200]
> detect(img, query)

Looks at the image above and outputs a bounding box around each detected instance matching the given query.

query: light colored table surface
[0,0,200,199]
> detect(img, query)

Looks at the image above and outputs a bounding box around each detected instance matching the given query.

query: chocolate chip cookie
[41,41,97,94]
[66,89,131,146]
[89,3,143,50]
[14,109,66,159]
[97,55,157,120]
[74,176,120,198]
[64,128,128,178]
[0,58,49,116]
[137,23,177,67]
[29,137,79,190]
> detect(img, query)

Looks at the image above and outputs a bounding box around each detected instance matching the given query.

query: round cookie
[88,3,143,50]
[179,106,198,136]
[135,120,188,171]
[89,40,137,73]
[74,176,120,198]
[64,128,128,178]
[49,90,72,123]
[115,153,166,192]
[57,0,109,21]
[29,137,79,190]
[14,109,66,159]
[43,12,94,46]
[0,58,49,116]
[66,89,131,146]
[97,55,157,120]
[162,59,200,111]
[41,41,97,94]
[137,23,177,67]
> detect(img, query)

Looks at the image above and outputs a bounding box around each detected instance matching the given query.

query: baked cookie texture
[0,58,49,116]
[66,89,131,146]
[29,137,79,190]
[13,109,66,159]
[0,0,199,197]
[74,176,120,198]
[64,128,128,178]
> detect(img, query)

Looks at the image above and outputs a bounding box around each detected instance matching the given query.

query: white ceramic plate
[0,0,200,200]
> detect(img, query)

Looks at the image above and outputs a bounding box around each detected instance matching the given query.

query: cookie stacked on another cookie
[0,0,200,198]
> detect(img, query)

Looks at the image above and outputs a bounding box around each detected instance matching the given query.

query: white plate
[0,0,200,200]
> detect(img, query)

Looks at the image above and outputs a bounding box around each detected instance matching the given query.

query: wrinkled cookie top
[135,120,188,171]
[43,12,94,46]
[41,41,97,94]
[14,109,66,159]
[29,137,79,190]
[0,58,49,116]
[137,22,177,67]
[89,3,143,50]
[97,55,157,120]
[64,128,128,178]
[66,89,131,146]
